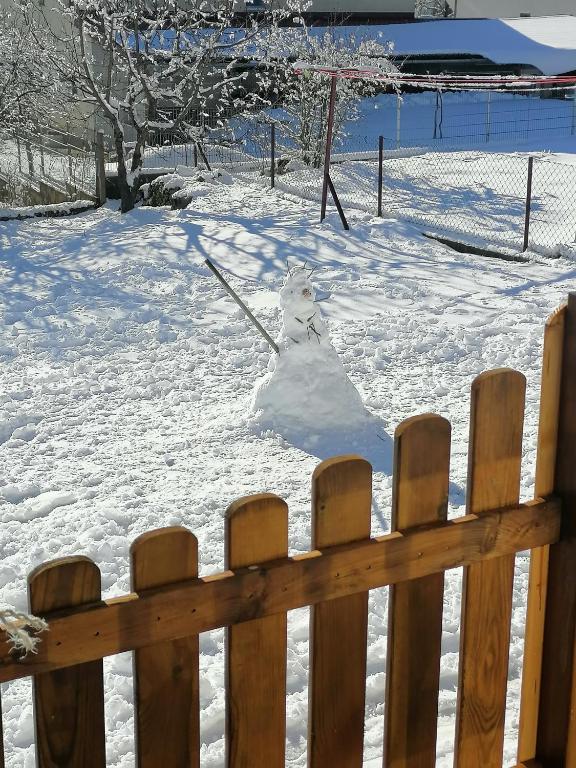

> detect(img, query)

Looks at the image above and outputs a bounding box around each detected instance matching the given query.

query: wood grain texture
[518,305,566,763]
[28,556,105,768]
[455,368,526,768]
[308,456,372,768]
[384,414,451,768]
[225,494,288,768]
[1,497,560,684]
[537,293,576,767]
[131,527,199,768]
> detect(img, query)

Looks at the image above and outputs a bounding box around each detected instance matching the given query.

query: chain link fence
[269,142,576,255]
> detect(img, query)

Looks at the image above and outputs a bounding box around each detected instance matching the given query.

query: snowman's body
[252,268,367,434]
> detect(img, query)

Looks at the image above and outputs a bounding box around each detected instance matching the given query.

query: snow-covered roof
[330,16,576,77]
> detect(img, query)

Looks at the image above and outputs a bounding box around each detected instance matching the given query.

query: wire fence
[126,123,576,256]
[266,143,576,256]
[0,128,98,204]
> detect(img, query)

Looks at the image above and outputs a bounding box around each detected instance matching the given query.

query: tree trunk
[114,130,136,213]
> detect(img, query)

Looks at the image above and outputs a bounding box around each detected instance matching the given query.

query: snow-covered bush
[144,170,233,209]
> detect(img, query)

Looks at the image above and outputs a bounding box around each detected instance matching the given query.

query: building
[375,15,576,77]
[449,0,575,18]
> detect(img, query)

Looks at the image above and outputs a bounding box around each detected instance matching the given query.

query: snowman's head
[280,267,316,310]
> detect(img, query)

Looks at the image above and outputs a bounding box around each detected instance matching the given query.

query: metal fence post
[320,76,337,223]
[486,91,492,143]
[95,130,107,205]
[396,94,401,149]
[377,135,384,217]
[16,138,22,173]
[271,123,275,189]
[571,94,575,136]
[523,156,534,252]
[193,143,198,168]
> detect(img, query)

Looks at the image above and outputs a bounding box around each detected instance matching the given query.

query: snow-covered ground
[1,178,576,766]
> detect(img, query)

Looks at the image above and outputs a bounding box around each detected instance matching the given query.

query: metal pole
[320,76,337,222]
[571,92,575,136]
[193,143,198,167]
[204,258,279,354]
[16,138,22,173]
[377,135,384,217]
[271,123,275,189]
[327,175,349,231]
[523,156,534,252]
[486,91,491,143]
[396,94,401,149]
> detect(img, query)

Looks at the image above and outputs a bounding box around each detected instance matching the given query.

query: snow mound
[253,342,368,434]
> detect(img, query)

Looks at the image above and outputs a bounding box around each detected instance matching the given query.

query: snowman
[278,266,327,347]
[252,266,367,435]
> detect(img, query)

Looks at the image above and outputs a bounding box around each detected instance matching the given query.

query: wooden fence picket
[28,556,106,768]
[131,527,200,768]
[384,414,451,768]
[536,293,576,764]
[518,304,566,762]
[225,494,288,768]
[308,456,372,768]
[454,369,526,768]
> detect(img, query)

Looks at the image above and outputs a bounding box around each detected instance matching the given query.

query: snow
[1,173,576,766]
[0,200,95,221]
[328,16,576,76]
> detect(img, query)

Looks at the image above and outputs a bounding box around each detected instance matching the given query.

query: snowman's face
[280,273,316,305]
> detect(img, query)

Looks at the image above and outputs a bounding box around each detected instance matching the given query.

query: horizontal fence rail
[0,497,560,683]
[0,294,575,768]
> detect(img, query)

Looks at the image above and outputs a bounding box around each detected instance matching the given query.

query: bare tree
[0,7,62,138]
[27,0,291,212]
[256,26,393,168]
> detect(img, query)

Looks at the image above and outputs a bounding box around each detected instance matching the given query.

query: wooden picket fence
[0,295,575,768]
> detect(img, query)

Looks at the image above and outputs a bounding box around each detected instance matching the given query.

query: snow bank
[0,200,96,222]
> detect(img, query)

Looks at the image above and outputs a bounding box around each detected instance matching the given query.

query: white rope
[0,609,48,655]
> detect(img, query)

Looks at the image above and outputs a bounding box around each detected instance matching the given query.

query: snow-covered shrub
[145,170,233,209]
